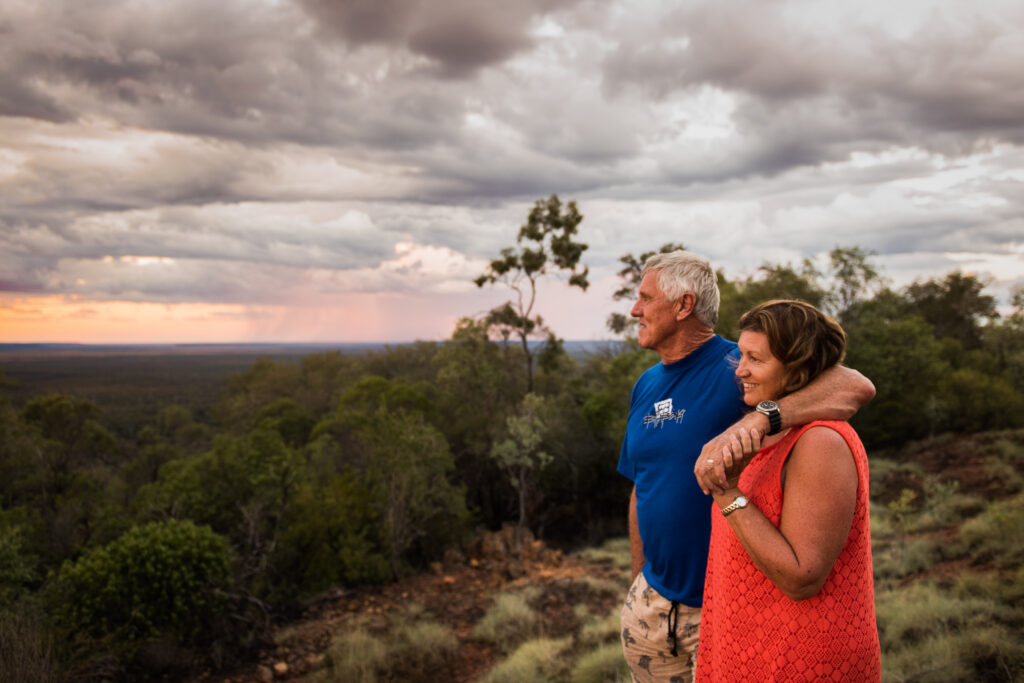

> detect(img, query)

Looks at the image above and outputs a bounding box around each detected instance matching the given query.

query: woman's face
[736,330,786,406]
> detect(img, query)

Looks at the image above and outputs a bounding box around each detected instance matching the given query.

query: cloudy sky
[1,0,1022,343]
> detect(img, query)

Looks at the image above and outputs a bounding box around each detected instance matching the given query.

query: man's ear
[676,292,695,321]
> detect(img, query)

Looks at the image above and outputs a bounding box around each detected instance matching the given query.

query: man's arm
[629,485,644,580]
[695,364,875,495]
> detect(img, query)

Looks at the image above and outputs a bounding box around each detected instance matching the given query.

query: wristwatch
[721,494,749,517]
[756,400,782,435]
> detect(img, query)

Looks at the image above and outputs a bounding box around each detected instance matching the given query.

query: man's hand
[695,414,765,495]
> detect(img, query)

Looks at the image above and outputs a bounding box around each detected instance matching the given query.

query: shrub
[907,477,984,533]
[319,626,387,683]
[394,618,459,676]
[578,606,623,647]
[576,536,632,572]
[875,582,998,648]
[479,637,571,683]
[881,624,1024,683]
[570,642,630,683]
[0,606,59,683]
[315,608,458,683]
[46,520,232,661]
[472,591,541,652]
[958,494,1024,567]
[873,536,940,583]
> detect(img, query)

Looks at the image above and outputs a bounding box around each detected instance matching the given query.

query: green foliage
[46,520,231,658]
[577,606,625,647]
[319,625,388,683]
[479,637,572,683]
[876,582,1023,682]
[475,194,589,391]
[717,260,826,341]
[905,271,997,350]
[0,515,37,605]
[273,471,389,594]
[575,536,633,574]
[355,409,469,578]
[944,367,1024,433]
[491,393,554,539]
[142,426,302,548]
[845,304,952,446]
[253,397,315,447]
[823,245,887,321]
[606,242,687,335]
[315,608,458,683]
[957,493,1024,568]
[472,591,542,653]
[570,642,631,683]
[395,619,460,673]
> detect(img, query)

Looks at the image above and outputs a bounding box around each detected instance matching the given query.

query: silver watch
[721,494,749,517]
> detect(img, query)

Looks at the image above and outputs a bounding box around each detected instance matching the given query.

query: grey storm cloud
[0,0,1021,320]
[298,0,583,78]
[602,0,1024,178]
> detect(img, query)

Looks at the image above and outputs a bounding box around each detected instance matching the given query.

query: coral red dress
[695,421,881,682]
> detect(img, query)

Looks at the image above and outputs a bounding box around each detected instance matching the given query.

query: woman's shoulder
[792,420,859,445]
[787,422,859,469]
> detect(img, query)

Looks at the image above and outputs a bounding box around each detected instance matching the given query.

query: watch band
[756,400,782,435]
[721,494,748,517]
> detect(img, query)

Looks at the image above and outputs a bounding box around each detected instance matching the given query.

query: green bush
[46,519,232,656]
[876,582,998,648]
[395,620,459,673]
[873,536,941,583]
[479,637,571,683]
[958,494,1024,567]
[472,591,541,653]
[319,626,388,683]
[575,536,632,573]
[881,624,1024,683]
[570,642,630,683]
[315,608,458,683]
[578,606,623,647]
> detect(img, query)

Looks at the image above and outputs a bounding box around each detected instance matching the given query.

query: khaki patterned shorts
[620,572,701,683]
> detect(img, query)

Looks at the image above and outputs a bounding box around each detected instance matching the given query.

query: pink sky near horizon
[0,279,618,344]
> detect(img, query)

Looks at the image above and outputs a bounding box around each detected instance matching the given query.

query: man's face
[631,271,684,354]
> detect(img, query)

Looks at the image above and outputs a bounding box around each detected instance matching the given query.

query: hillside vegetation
[1,238,1023,681]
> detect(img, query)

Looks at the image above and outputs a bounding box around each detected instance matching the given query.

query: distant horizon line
[0,339,625,351]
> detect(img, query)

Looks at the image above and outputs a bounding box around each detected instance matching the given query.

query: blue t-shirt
[617,335,745,607]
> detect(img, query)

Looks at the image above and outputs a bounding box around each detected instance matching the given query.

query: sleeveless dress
[695,421,881,682]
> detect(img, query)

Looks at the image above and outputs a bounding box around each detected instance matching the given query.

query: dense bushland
[1,242,1023,679]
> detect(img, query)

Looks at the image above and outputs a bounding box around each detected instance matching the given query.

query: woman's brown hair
[738,299,847,398]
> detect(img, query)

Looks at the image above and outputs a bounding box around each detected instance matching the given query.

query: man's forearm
[629,486,643,580]
[694,364,874,495]
[775,364,875,429]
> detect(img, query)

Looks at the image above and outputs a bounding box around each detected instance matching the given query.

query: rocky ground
[190,526,628,683]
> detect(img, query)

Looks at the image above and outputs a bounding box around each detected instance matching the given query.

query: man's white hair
[641,251,720,328]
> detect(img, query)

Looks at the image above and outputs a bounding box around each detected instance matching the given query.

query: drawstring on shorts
[667,600,679,657]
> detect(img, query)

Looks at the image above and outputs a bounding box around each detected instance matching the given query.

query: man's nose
[630,300,642,317]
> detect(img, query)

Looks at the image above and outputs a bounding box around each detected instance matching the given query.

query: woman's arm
[711,426,858,601]
[695,364,875,495]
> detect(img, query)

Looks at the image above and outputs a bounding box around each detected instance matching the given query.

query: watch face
[757,400,778,412]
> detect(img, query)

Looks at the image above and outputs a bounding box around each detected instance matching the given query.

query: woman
[695,300,880,682]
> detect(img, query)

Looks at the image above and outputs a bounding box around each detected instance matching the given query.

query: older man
[618,251,874,682]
